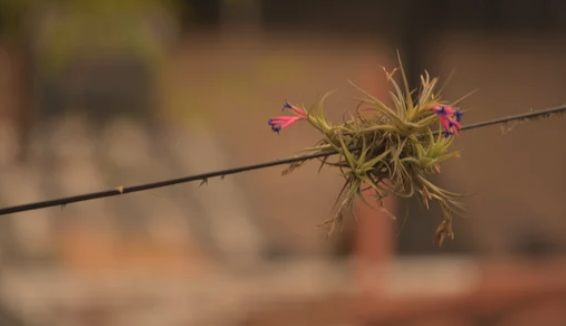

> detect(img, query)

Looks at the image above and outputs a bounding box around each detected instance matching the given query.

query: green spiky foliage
[282,57,472,246]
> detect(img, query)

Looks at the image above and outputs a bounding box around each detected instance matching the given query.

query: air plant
[268,55,473,246]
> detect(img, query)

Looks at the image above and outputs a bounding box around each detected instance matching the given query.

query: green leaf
[396,50,415,117]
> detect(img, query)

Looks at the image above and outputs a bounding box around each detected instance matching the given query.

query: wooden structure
[243,215,566,325]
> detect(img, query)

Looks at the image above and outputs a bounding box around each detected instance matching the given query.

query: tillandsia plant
[268,56,474,246]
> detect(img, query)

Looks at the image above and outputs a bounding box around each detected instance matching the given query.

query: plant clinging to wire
[1,68,565,219]
[268,55,472,246]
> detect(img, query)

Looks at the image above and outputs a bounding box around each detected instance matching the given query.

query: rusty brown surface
[242,259,566,326]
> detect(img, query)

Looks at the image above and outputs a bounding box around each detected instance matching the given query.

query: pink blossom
[268,101,307,134]
[282,100,307,117]
[432,105,464,137]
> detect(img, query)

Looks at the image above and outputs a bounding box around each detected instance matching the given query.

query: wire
[0,104,564,216]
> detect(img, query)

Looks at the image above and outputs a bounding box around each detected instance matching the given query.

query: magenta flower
[282,101,307,115]
[454,110,464,123]
[432,105,463,137]
[268,101,307,134]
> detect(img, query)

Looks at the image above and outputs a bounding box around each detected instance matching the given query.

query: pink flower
[432,105,464,137]
[281,100,307,117]
[268,101,307,134]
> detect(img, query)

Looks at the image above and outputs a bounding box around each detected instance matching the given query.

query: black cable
[0,104,564,216]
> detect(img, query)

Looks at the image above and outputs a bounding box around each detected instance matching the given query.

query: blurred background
[0,0,564,325]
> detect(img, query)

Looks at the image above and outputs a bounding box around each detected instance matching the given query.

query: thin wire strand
[0,104,564,216]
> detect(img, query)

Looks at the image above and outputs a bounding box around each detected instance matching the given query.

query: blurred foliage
[0,0,184,74]
[223,0,254,4]
[0,0,33,37]
[0,0,181,32]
